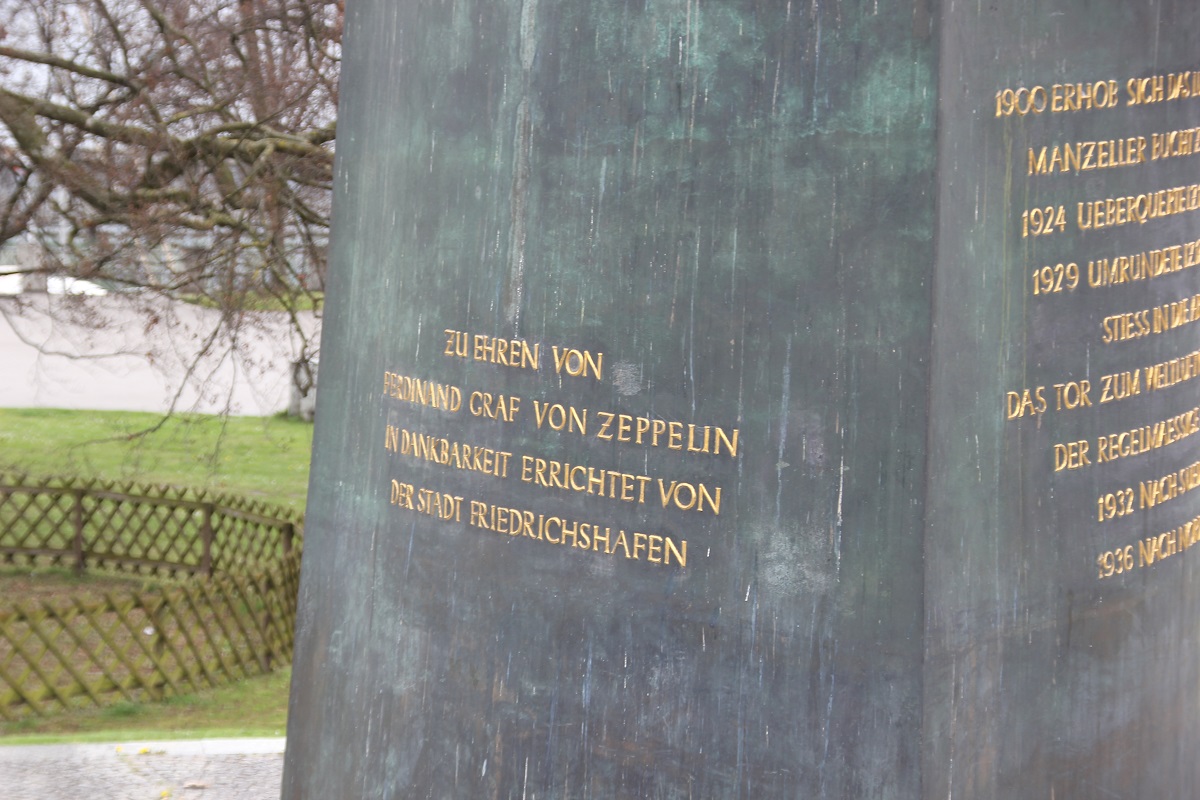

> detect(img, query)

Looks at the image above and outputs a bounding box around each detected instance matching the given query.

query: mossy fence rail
[0,473,303,719]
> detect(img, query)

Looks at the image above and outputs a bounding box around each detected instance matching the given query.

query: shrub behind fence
[0,473,303,719]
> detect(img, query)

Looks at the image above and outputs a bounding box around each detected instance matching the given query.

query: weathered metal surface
[927,2,1200,797]
[284,1,1200,797]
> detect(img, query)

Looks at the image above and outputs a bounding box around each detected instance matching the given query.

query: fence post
[72,489,85,574]
[201,504,214,578]
[153,600,166,655]
[263,572,275,671]
[282,522,295,555]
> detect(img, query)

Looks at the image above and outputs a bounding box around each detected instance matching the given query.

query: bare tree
[0,0,340,415]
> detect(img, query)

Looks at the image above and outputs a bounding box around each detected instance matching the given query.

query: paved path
[0,738,285,800]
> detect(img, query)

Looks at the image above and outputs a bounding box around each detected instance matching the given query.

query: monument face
[927,5,1200,797]
[284,2,1200,797]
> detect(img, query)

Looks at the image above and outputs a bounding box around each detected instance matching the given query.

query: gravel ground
[0,738,285,800]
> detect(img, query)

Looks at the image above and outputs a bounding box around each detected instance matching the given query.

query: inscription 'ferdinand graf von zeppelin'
[382,371,740,458]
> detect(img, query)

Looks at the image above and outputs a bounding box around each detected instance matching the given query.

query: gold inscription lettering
[467,390,522,422]
[1095,406,1200,464]
[1053,440,1091,471]
[1053,381,1092,410]
[392,427,512,478]
[532,400,588,435]
[463,499,687,568]
[470,333,541,369]
[575,408,738,458]
[383,371,463,412]
[1078,182,1200,231]
[656,478,723,515]
[551,345,604,381]
[443,329,469,358]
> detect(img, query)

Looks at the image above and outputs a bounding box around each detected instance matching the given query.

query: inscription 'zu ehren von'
[444,328,603,381]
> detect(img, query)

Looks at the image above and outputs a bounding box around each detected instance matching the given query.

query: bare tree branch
[0,0,340,414]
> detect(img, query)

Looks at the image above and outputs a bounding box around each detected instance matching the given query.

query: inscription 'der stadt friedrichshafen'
[283,3,1200,799]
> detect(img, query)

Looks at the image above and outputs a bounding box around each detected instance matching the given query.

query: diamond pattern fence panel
[0,474,303,718]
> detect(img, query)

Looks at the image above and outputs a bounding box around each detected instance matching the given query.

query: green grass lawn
[0,408,312,742]
[0,669,293,744]
[0,408,312,512]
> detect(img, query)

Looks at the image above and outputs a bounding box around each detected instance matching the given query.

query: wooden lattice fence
[0,473,303,719]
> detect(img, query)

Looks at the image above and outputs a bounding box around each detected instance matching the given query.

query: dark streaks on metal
[284,1,1200,798]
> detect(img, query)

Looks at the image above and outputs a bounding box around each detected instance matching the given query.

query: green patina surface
[285,1,1200,797]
